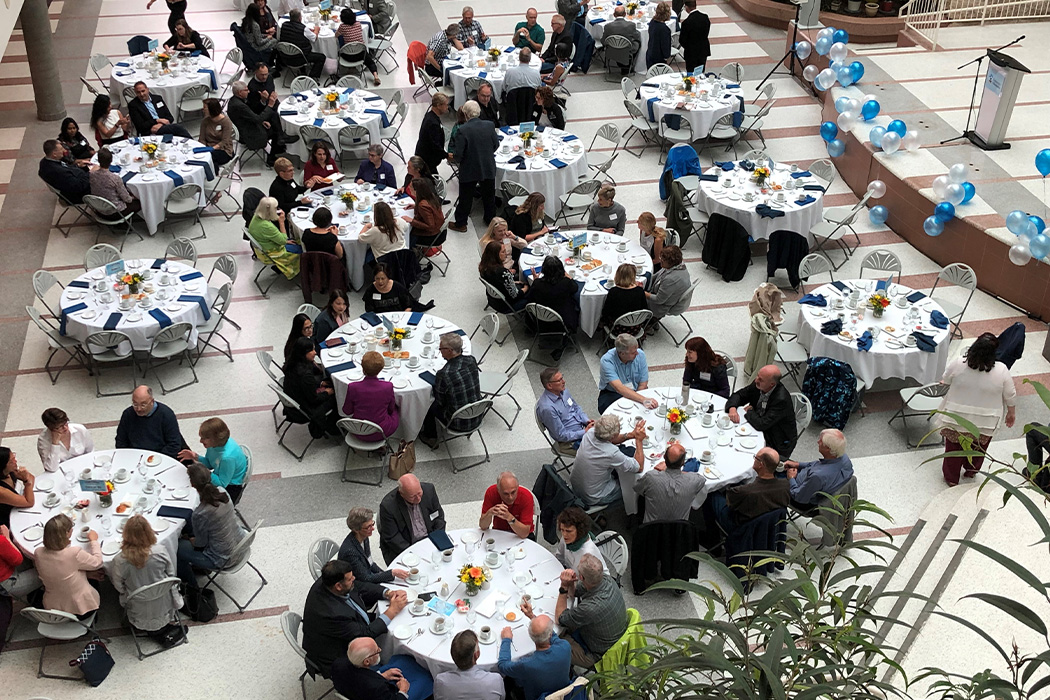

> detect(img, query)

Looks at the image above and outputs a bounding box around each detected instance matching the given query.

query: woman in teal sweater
[177,418,248,502]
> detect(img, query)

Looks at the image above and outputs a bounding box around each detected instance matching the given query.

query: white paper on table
[684,420,708,441]
[474,589,510,619]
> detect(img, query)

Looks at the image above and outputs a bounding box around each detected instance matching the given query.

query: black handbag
[183,586,218,623]
[70,637,115,687]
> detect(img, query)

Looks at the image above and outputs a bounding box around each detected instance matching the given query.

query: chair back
[223,519,263,571]
[127,35,151,55]
[122,85,137,108]
[211,282,234,316]
[603,34,632,67]
[201,33,215,53]
[612,309,652,330]
[223,47,244,73]
[670,277,701,316]
[153,321,193,347]
[338,124,371,150]
[620,76,637,102]
[83,195,126,224]
[20,606,93,633]
[84,243,122,270]
[444,399,493,432]
[84,330,133,358]
[714,349,737,392]
[501,348,529,385]
[257,349,283,384]
[338,41,368,65]
[290,76,318,93]
[594,530,629,580]
[297,303,322,319]
[720,62,744,82]
[754,82,776,102]
[624,99,650,128]
[336,74,365,89]
[125,576,182,612]
[592,123,620,151]
[165,236,199,265]
[27,304,59,334]
[791,392,812,436]
[741,148,767,163]
[859,249,902,283]
[271,382,308,417]
[936,262,977,292]
[526,302,565,326]
[181,84,209,102]
[479,277,517,315]
[242,187,264,224]
[33,269,62,304]
[797,253,834,284]
[500,179,529,200]
[299,124,334,150]
[209,253,239,284]
[337,417,385,441]
[276,41,307,64]
[463,76,483,100]
[166,182,203,207]
[306,537,339,581]
[567,178,601,199]
[89,53,111,72]
[645,63,674,79]
[808,158,836,189]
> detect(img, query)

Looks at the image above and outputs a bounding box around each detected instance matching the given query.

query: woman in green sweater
[247,196,300,279]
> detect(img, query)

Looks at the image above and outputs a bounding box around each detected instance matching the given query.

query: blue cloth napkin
[185,159,214,181]
[802,184,826,192]
[508,155,525,165]
[313,118,325,126]
[68,279,90,289]
[443,66,454,85]
[661,113,682,130]
[875,276,892,292]
[590,17,606,24]
[318,337,345,349]
[190,50,201,57]
[319,188,335,196]
[912,331,937,353]
[364,108,390,128]
[714,161,735,171]
[930,310,949,329]
[328,360,358,374]
[646,96,659,122]
[360,312,382,326]
[279,110,298,116]
[103,312,123,331]
[151,259,166,269]
[504,46,516,53]
[428,530,454,551]
[907,291,927,303]
[790,170,811,179]
[178,294,211,321]
[343,86,356,94]
[115,61,130,67]
[179,270,203,281]
[798,293,826,307]
[550,158,568,169]
[698,173,719,182]
[452,329,467,336]
[362,95,383,102]
[794,195,816,205]
[419,371,437,386]
[478,71,487,79]
[561,134,578,142]
[58,303,88,335]
[756,204,784,219]
[192,146,214,154]
[682,457,701,473]
[148,308,172,328]
[162,134,174,143]
[121,172,137,185]
[108,164,122,173]
[407,312,424,326]
[820,319,843,335]
[342,116,358,126]
[856,331,873,352]
[739,160,755,171]
[499,126,517,135]
[197,68,218,90]
[162,170,184,186]
[829,281,850,294]
[725,83,740,89]
[641,82,660,89]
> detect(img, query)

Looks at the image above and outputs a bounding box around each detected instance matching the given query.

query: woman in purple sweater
[342,351,399,440]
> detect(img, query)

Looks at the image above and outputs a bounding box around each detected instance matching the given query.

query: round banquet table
[288,182,412,291]
[59,258,211,351]
[276,10,373,61]
[495,125,588,215]
[97,137,212,235]
[319,312,473,441]
[586,5,678,73]
[109,53,218,114]
[600,388,764,514]
[695,161,825,242]
[379,528,565,677]
[279,87,389,162]
[637,72,742,138]
[441,45,543,105]
[9,449,197,576]
[518,230,653,338]
[795,280,952,385]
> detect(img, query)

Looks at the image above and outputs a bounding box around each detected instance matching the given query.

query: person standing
[448,100,499,232]
[146,0,187,35]
[415,93,449,174]
[678,0,711,73]
[646,1,673,69]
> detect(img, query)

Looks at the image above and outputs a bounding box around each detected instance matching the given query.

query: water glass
[466,610,477,626]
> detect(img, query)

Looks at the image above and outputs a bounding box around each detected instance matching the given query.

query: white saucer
[409,605,429,617]
[735,426,752,436]
[485,556,503,569]
[145,455,162,466]
[393,378,409,389]
[478,633,497,645]
[36,476,54,492]
[67,292,84,300]
[401,553,420,567]
[393,624,414,640]
[22,525,43,541]
[739,437,759,449]
[429,617,450,635]
[151,519,170,533]
[327,347,345,357]
[102,540,120,556]
[143,174,158,181]
[76,532,91,543]
[91,271,104,280]
[511,546,527,560]
[166,304,182,312]
[716,435,731,446]
[524,583,543,599]
[79,310,98,320]
[112,473,131,484]
[171,488,190,500]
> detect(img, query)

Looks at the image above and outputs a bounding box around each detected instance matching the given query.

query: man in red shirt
[480,472,534,539]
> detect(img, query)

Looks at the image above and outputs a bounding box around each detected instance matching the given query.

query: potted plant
[830,0,843,10]
[880,0,896,13]
[864,1,879,15]
[847,0,862,12]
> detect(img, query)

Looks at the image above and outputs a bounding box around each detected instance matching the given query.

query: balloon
[836,64,853,87]
[837,111,856,132]
[817,68,837,90]
[1006,209,1030,234]
[832,29,850,44]
[815,36,832,56]
[820,121,839,143]
[795,41,812,60]
[849,61,864,83]
[902,130,921,153]
[830,60,845,72]
[863,93,878,104]
[861,100,880,120]
[961,182,976,203]
[869,205,888,225]
[948,163,969,183]
[835,96,851,114]
[814,78,827,92]
[924,216,944,236]
[803,64,819,82]
[1009,243,1033,266]
[882,132,901,155]
[1020,221,1038,240]
[829,42,848,63]
[1030,233,1050,260]
[945,183,965,205]
[1031,215,1047,234]
[934,201,956,223]
[818,27,835,40]
[886,120,907,137]
[932,175,950,200]
[869,126,886,148]
[827,138,846,157]
[1036,148,1050,177]
[867,180,886,199]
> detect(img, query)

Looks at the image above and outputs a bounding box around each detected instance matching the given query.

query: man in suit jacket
[38,140,90,204]
[302,559,408,675]
[725,364,798,458]
[227,80,289,167]
[127,81,192,138]
[414,93,449,174]
[247,62,280,112]
[277,9,326,79]
[679,0,711,73]
[448,100,499,231]
[378,474,446,564]
[332,638,411,700]
[602,7,642,75]
[540,14,574,73]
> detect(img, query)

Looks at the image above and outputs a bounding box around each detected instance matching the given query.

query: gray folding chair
[143,321,198,393]
[20,607,103,680]
[859,249,903,285]
[335,74,365,90]
[929,263,977,340]
[598,309,652,355]
[436,399,495,473]
[82,195,142,251]
[657,278,702,347]
[478,349,529,429]
[282,610,333,700]
[199,519,268,613]
[162,185,206,240]
[193,282,233,365]
[336,418,393,485]
[124,577,186,659]
[28,305,88,385]
[270,383,332,461]
[306,538,339,581]
[84,329,137,397]
[525,303,581,364]
[32,269,64,318]
[176,83,209,122]
[468,312,504,364]
[165,236,199,266]
[84,242,122,270]
[602,35,632,82]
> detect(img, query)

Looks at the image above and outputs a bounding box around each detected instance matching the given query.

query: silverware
[19,524,38,533]
[154,465,177,476]
[21,510,42,515]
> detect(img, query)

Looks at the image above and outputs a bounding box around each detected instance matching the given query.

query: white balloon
[949,163,969,183]
[818,27,834,40]
[932,175,950,199]
[902,130,921,153]
[863,94,877,104]
[848,98,863,114]
[945,183,965,205]
[829,42,848,63]
[881,131,901,155]
[795,41,812,60]
[803,64,819,82]
[817,68,837,90]
[867,180,887,199]
[1009,243,1033,266]
[837,111,857,132]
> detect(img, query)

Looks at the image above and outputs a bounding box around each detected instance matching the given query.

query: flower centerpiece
[682,75,695,92]
[324,90,340,111]
[98,480,116,508]
[666,406,690,435]
[626,1,639,15]
[156,52,170,71]
[520,130,535,149]
[121,271,145,295]
[751,165,772,187]
[459,564,487,596]
[390,326,409,352]
[487,47,501,61]
[340,191,357,209]
[141,141,158,163]
[867,292,890,318]
[318,7,331,21]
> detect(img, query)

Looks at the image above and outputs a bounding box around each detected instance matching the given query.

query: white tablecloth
[600,388,762,514]
[586,6,677,73]
[637,73,741,138]
[10,449,197,575]
[109,54,218,115]
[279,87,388,161]
[319,313,473,441]
[60,258,210,351]
[380,529,564,677]
[518,231,653,338]
[494,126,588,215]
[276,11,373,61]
[288,183,412,291]
[442,46,543,105]
[795,281,952,385]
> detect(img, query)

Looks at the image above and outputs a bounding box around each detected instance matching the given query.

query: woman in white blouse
[935,333,1016,486]
[554,506,608,573]
[36,408,94,473]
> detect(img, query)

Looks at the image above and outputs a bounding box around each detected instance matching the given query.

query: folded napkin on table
[912,331,937,353]
[698,173,719,181]
[313,118,325,126]
[829,281,850,294]
[68,280,90,289]
[499,126,516,135]
[340,115,358,126]
[451,329,467,336]
[148,308,172,328]
[279,110,298,116]
[739,160,755,171]
[407,311,424,326]
[725,83,740,89]
[177,295,211,321]
[504,46,516,53]
[58,303,88,335]
[714,161,735,171]
[197,68,218,90]
[362,95,383,102]
[802,184,826,192]
[929,310,949,329]
[820,319,843,335]
[359,312,382,326]
[121,172,137,185]
[794,195,816,206]
[327,360,358,374]
[755,204,784,219]
[108,165,122,173]
[428,530,454,551]
[185,159,214,180]
[151,259,166,269]
[157,505,193,520]
[162,170,184,186]
[115,61,130,67]
[418,371,437,386]
[179,270,204,281]
[103,312,123,331]
[856,331,873,352]
[190,50,201,57]
[363,108,390,128]
[906,291,927,303]
[641,82,660,88]
[790,170,812,179]
[549,158,568,169]
[561,134,578,142]
[162,134,174,143]
[318,336,345,349]
[798,293,826,307]
[589,17,606,23]
[192,146,214,154]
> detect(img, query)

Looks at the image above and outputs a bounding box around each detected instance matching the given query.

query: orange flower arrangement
[459,563,487,595]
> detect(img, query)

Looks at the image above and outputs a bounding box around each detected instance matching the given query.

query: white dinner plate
[35,476,54,492]
[166,304,182,312]
[102,540,120,556]
[511,546,527,560]
[184,282,199,292]
[128,313,143,322]
[91,271,104,280]
[401,553,420,567]
[79,310,97,320]
[525,583,543,599]
[327,347,344,358]
[393,624,414,640]
[735,425,752,436]
[67,291,84,300]
[171,489,190,500]
[393,378,409,389]
[739,436,759,449]
[22,525,44,542]
[145,455,162,466]
[151,519,170,533]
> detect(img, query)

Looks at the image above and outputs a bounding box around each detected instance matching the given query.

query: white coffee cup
[407,568,420,583]
[408,356,420,368]
[80,468,92,480]
[701,414,714,427]
[777,191,786,202]
[412,598,425,613]
[701,450,713,462]
[145,478,156,492]
[485,538,496,552]
[480,626,492,642]
[486,551,499,566]
[80,526,91,539]
[442,549,453,562]
[45,493,60,506]
[115,468,128,480]
[434,617,446,633]
[424,331,434,343]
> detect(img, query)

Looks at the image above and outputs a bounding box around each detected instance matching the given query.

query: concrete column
[20,0,65,121]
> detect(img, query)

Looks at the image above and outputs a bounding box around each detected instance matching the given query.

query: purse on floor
[388,439,416,480]
[70,637,115,687]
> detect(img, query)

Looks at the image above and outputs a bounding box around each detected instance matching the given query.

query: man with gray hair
[571,413,646,509]
[597,333,658,413]
[783,429,854,506]
[498,612,572,700]
[535,367,592,455]
[555,553,628,669]
[449,99,499,231]
[331,637,412,699]
[418,332,481,448]
[226,78,289,167]
[455,6,489,49]
[504,47,543,93]
[475,81,500,127]
[434,630,505,700]
[378,474,446,562]
[634,441,707,522]
[726,363,798,458]
[480,471,535,538]
[355,143,396,187]
[115,385,186,460]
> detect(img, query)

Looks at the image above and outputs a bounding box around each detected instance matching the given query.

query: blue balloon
[861,100,880,120]
[1036,148,1050,177]
[1031,215,1047,235]
[934,202,956,223]
[836,65,853,87]
[1030,233,1050,260]
[814,79,827,92]
[961,182,976,203]
[1007,209,1030,234]
[832,29,850,44]
[869,205,888,225]
[869,126,886,149]
[1021,220,1038,240]
[886,120,907,137]
[827,138,845,158]
[835,97,851,114]
[924,216,944,237]
[850,61,865,83]
[820,121,839,143]
[815,36,832,56]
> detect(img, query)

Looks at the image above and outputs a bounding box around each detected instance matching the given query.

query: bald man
[725,364,799,458]
[498,612,572,700]
[480,471,535,539]
[633,442,707,522]
[378,474,446,563]
[332,637,410,700]
[114,385,186,460]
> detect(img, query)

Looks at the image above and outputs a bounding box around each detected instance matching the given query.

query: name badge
[215,125,222,131]
[429,511,440,521]
[697,371,711,382]
[326,164,333,171]
[608,213,618,221]
[566,397,574,406]
[379,173,386,180]
[373,293,382,300]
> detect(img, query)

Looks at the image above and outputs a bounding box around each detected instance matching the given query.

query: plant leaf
[928,610,1011,663]
[952,539,1047,595]
[962,592,1048,636]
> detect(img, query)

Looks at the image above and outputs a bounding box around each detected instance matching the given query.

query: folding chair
[587,123,621,185]
[27,305,88,385]
[143,322,199,394]
[534,411,573,474]
[859,249,903,285]
[797,252,835,292]
[480,277,528,335]
[276,42,310,85]
[84,329,138,397]
[82,195,142,251]
[336,418,393,485]
[335,74,365,90]
[124,577,187,659]
[887,382,949,447]
[290,76,319,93]
[199,519,268,613]
[162,184,206,240]
[597,310,652,355]
[89,53,112,89]
[306,538,339,581]
[929,263,977,340]
[526,303,581,364]
[282,610,334,700]
[84,242,122,270]
[32,269,64,318]
[270,383,332,460]
[368,21,400,73]
[436,399,495,473]
[595,530,629,585]
[479,349,529,429]
[468,313,503,365]
[555,179,601,228]
[380,102,409,163]
[656,278,702,347]
[165,236,199,266]
[176,84,209,122]
[45,183,91,238]
[621,100,659,158]
[193,282,234,365]
[645,63,675,79]
[19,608,103,680]
[257,350,285,429]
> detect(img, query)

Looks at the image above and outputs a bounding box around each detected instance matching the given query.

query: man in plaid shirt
[425,24,461,78]
[419,332,482,448]
[455,6,490,50]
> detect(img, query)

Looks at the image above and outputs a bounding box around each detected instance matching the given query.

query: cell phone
[416,591,435,602]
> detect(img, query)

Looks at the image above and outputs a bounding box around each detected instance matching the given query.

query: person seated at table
[333,637,425,700]
[726,364,798,458]
[227,80,291,168]
[336,8,381,86]
[586,183,627,235]
[278,9,326,80]
[480,471,535,539]
[637,210,667,261]
[284,313,313,364]
[531,86,566,130]
[634,443,706,523]
[176,463,247,590]
[247,63,279,113]
[57,117,95,162]
[370,0,396,35]
[34,514,102,620]
[342,351,400,442]
[540,14,574,74]
[454,6,490,49]
[479,240,528,311]
[38,139,90,204]
[475,81,501,127]
[176,418,249,502]
[504,47,543,93]
[164,17,208,56]
[783,429,854,507]
[683,336,730,398]
[128,81,192,139]
[498,612,572,700]
[283,337,340,438]
[242,3,277,59]
[571,414,645,509]
[479,217,525,273]
[115,385,187,460]
[362,264,414,314]
[599,263,648,338]
[355,144,397,188]
[1,523,40,651]
[536,368,592,454]
[0,448,36,527]
[90,148,142,214]
[540,43,572,88]
[302,207,346,261]
[303,141,340,191]
[339,506,409,584]
[111,514,186,647]
[418,333,482,450]
[598,334,658,413]
[509,192,550,243]
[525,255,580,338]
[402,176,443,249]
[378,474,447,562]
[313,290,351,347]
[718,448,790,531]
[360,202,408,261]
[435,630,505,700]
[515,8,546,51]
[247,196,301,279]
[645,244,689,321]
[555,553,629,669]
[396,156,432,198]
[424,24,460,79]
[198,98,234,167]
[554,506,607,572]
[270,157,310,213]
[37,407,94,474]
[603,6,642,76]
[645,1,673,69]
[88,94,129,147]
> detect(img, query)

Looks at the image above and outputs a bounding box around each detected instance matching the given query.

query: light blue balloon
[1007,209,1030,234]
[961,182,976,203]
[836,65,853,87]
[827,138,845,157]
[869,126,886,149]
[820,121,838,143]
[1031,215,1047,234]
[814,79,827,92]
[1021,221,1038,240]
[835,97,851,114]
[861,100,880,120]
[832,29,850,44]
[886,120,907,137]
[850,61,865,83]
[924,216,944,236]
[1036,148,1050,177]
[1030,233,1050,259]
[869,205,888,225]
[934,201,956,223]
[815,35,832,56]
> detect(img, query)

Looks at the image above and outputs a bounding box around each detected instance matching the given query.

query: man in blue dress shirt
[498,612,571,700]
[535,367,593,455]
[783,429,854,506]
[597,334,659,413]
